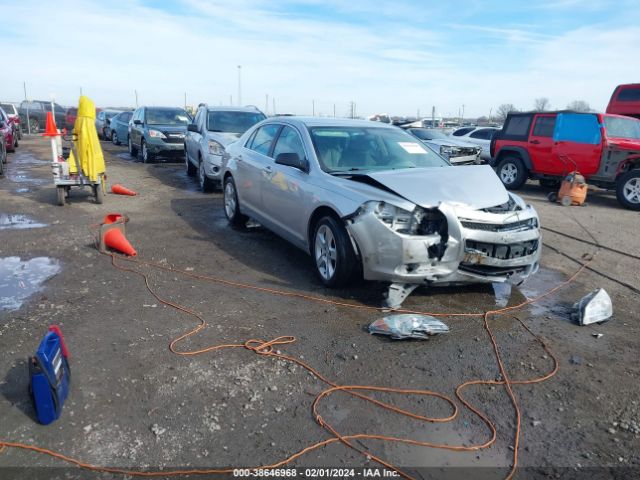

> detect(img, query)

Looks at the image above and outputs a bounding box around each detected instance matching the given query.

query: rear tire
[616,169,640,211]
[497,157,527,190]
[111,131,120,145]
[29,119,39,134]
[312,215,358,288]
[223,176,248,226]
[128,136,138,157]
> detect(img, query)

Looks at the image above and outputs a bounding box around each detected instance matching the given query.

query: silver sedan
[222,117,540,306]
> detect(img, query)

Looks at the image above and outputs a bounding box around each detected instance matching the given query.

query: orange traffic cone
[42,112,60,137]
[103,228,137,256]
[111,184,137,196]
[103,213,127,224]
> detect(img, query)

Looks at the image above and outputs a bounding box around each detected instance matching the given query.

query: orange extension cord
[0,247,594,479]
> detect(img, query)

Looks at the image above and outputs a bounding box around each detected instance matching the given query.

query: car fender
[496,146,532,170]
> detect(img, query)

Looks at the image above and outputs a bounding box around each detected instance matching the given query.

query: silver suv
[185,105,266,191]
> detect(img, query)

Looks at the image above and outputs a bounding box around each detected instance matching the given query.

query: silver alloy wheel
[623,177,640,204]
[500,163,517,184]
[142,142,148,162]
[315,224,337,281]
[224,181,237,219]
[112,131,118,145]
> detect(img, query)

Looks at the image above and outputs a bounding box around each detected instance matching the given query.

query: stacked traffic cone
[42,112,60,137]
[111,184,137,196]
[98,213,137,256]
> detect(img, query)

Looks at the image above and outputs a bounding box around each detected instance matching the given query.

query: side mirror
[275,152,308,172]
[187,124,199,133]
[133,119,142,125]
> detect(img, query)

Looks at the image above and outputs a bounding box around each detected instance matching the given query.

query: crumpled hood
[422,137,477,148]
[206,131,240,147]
[365,165,509,210]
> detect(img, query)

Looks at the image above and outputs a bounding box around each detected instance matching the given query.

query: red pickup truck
[490,111,640,209]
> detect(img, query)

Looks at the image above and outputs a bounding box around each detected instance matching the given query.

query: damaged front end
[345,195,541,306]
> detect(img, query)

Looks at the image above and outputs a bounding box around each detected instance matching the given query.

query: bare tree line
[493,97,593,121]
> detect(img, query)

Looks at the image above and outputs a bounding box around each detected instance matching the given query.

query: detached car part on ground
[185,105,266,192]
[222,118,540,307]
[405,127,482,165]
[492,111,640,210]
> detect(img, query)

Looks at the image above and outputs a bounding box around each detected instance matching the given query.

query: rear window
[617,88,640,102]
[0,104,16,114]
[504,116,532,137]
[145,108,190,125]
[452,127,474,137]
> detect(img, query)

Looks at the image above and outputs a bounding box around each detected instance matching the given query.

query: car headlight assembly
[148,129,166,139]
[208,140,224,156]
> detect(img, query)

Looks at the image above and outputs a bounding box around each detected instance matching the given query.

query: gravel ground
[0,136,638,479]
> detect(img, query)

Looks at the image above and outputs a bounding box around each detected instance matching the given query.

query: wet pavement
[0,257,61,311]
[0,214,47,230]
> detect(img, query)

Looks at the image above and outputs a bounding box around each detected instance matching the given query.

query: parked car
[222,117,541,303]
[451,127,499,163]
[606,83,640,120]
[404,127,482,165]
[0,107,17,152]
[96,109,122,140]
[185,105,266,191]
[0,129,6,176]
[491,111,640,209]
[128,106,191,162]
[106,111,132,145]
[0,103,23,139]
[18,100,66,133]
[64,107,78,131]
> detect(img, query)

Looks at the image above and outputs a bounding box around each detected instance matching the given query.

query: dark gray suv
[128,107,191,162]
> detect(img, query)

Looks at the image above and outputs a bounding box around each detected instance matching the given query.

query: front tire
[56,186,66,206]
[185,149,197,176]
[497,157,527,190]
[111,131,120,145]
[198,158,215,192]
[616,170,640,211]
[141,140,153,163]
[223,176,248,226]
[128,136,138,157]
[312,216,358,288]
[93,183,104,204]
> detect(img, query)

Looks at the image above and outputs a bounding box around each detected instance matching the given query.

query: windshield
[146,108,190,126]
[309,126,449,173]
[604,116,640,140]
[410,129,447,140]
[0,104,16,114]
[105,111,121,120]
[207,111,266,134]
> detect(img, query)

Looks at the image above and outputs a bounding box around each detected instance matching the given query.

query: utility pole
[431,106,435,127]
[272,97,276,115]
[80,86,83,96]
[135,90,139,108]
[237,65,242,106]
[184,92,187,110]
[230,95,233,105]
[312,99,315,116]
[461,104,465,124]
[265,94,269,115]
[417,108,420,119]
[23,81,31,135]
[489,107,493,123]
[333,104,336,117]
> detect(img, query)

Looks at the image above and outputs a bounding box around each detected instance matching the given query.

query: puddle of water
[0,257,61,311]
[0,214,47,230]
[492,282,512,308]
[14,188,31,193]
[13,152,48,164]
[6,170,48,185]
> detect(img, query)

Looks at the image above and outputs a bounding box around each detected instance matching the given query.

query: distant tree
[534,97,550,111]
[566,100,592,112]
[496,103,518,122]
[476,116,489,125]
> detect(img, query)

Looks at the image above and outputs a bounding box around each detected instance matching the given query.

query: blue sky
[1,0,638,117]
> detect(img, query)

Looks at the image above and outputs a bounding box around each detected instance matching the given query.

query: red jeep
[490,111,640,210]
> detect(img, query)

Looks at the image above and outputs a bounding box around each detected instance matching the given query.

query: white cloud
[0,0,638,118]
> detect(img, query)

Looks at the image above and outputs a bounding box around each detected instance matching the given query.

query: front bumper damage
[345,200,541,307]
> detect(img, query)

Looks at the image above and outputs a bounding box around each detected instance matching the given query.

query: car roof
[264,116,399,129]
[142,106,187,110]
[206,106,264,113]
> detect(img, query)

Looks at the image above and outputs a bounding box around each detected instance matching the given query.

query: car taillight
[490,134,498,157]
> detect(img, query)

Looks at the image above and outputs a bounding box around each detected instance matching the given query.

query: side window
[272,126,306,161]
[248,124,281,156]
[618,88,640,102]
[245,129,258,148]
[504,116,532,137]
[470,129,493,140]
[532,116,556,137]
[452,127,473,137]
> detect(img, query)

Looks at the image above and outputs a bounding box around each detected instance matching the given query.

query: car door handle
[529,140,540,144]
[237,155,243,162]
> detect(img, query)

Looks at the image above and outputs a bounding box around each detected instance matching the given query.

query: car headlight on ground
[208,140,224,156]
[148,129,166,139]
